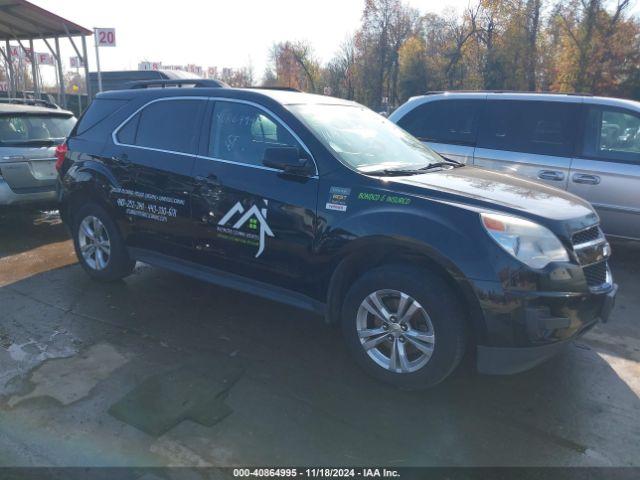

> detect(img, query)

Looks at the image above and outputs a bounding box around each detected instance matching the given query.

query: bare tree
[444,4,481,88]
[269,41,319,92]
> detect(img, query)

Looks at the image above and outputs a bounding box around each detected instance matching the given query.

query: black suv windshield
[289,104,443,172]
[0,114,75,146]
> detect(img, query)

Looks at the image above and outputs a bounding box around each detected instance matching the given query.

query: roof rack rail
[249,86,301,92]
[0,97,61,109]
[127,79,229,89]
[423,90,592,97]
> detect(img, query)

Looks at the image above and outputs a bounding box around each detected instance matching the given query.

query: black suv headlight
[481,212,569,269]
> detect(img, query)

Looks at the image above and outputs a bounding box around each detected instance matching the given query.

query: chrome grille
[571,224,611,289]
[572,226,601,246]
[583,262,607,287]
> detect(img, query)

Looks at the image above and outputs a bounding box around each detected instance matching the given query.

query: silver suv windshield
[289,104,444,172]
[0,114,75,146]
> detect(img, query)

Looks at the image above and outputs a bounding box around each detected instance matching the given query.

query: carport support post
[54,37,66,108]
[81,35,91,102]
[15,38,28,98]
[5,40,15,97]
[28,39,39,99]
[43,38,60,106]
[0,47,9,88]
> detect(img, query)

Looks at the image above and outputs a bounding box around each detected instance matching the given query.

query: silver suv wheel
[356,289,435,373]
[78,215,111,271]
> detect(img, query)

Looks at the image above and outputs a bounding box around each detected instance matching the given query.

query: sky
[27,0,470,85]
[23,0,640,86]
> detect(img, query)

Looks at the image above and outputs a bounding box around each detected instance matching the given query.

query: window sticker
[217,199,274,258]
[326,186,351,212]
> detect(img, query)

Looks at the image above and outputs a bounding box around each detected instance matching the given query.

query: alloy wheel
[356,289,435,373]
[78,215,111,271]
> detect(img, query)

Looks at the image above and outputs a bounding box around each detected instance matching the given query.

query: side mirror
[263,146,313,176]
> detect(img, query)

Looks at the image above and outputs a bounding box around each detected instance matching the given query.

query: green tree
[397,35,428,101]
[261,0,640,105]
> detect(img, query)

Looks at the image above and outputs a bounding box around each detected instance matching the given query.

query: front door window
[208,101,301,167]
[583,106,640,163]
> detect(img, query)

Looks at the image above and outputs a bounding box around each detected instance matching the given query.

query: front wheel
[72,203,135,282]
[341,265,467,389]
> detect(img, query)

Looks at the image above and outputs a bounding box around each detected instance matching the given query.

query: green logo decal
[358,192,411,205]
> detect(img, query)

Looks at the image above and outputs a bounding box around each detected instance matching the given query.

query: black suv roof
[97,85,355,107]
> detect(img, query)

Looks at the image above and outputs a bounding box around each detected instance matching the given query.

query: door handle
[201,211,216,224]
[195,174,219,186]
[112,153,130,165]
[572,173,601,185]
[538,170,565,181]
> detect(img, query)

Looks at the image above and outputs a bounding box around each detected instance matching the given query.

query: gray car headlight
[481,212,569,269]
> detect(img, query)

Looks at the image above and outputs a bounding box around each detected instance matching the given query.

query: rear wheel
[72,203,135,281]
[341,265,467,389]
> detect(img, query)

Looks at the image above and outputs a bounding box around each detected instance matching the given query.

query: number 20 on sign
[95,28,116,47]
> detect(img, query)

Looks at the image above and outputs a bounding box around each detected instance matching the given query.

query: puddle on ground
[109,355,243,437]
[0,328,79,397]
[6,343,128,407]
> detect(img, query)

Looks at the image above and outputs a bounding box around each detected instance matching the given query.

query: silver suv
[390,92,640,240]
[0,102,75,209]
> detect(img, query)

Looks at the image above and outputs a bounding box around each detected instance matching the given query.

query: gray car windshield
[0,115,75,145]
[289,104,443,172]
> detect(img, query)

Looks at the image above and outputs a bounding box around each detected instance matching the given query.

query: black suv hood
[386,166,597,230]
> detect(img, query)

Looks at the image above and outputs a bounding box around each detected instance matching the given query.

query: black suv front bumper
[476,282,617,375]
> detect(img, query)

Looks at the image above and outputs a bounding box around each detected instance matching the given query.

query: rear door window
[117,99,206,154]
[397,100,480,146]
[478,100,578,156]
[582,106,640,163]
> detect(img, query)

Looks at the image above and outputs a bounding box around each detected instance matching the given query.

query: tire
[341,264,467,389]
[72,203,135,282]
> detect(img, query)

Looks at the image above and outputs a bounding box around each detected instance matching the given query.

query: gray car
[389,92,640,240]
[0,102,76,209]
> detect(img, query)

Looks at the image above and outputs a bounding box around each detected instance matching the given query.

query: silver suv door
[474,99,580,189]
[569,104,640,240]
[394,99,481,164]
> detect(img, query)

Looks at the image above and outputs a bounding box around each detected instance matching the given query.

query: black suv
[57,80,617,388]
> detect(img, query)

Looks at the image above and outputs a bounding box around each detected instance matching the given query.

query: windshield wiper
[429,155,465,167]
[417,162,455,171]
[364,157,465,176]
[365,168,426,176]
[366,165,453,176]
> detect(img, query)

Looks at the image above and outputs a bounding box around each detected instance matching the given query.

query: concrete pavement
[0,210,638,467]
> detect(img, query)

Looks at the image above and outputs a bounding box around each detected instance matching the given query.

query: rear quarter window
[116,113,139,145]
[74,98,129,136]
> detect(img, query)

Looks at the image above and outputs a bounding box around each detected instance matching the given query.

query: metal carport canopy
[0,0,93,106]
[0,0,91,39]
